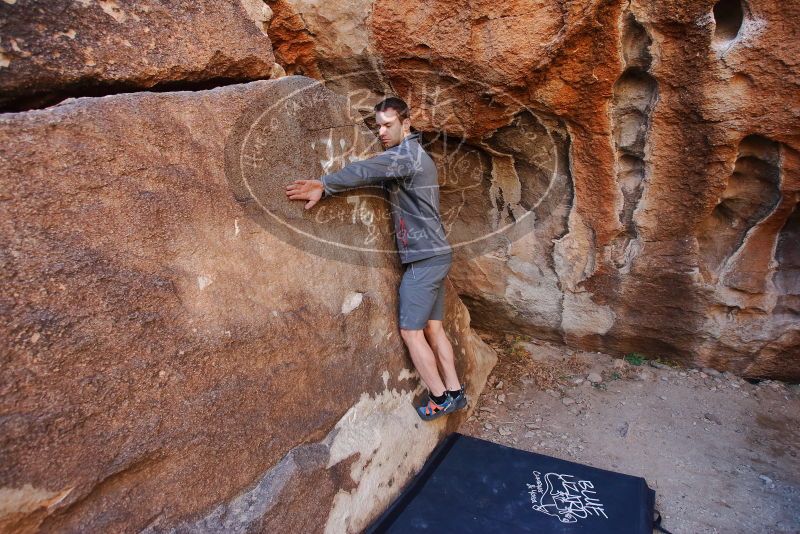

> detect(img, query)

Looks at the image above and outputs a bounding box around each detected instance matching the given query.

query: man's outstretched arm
[285,149,412,209]
[320,149,409,196]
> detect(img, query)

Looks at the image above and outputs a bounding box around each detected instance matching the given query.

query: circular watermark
[223,69,571,267]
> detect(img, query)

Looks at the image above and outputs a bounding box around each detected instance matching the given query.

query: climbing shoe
[446,386,468,413]
[416,393,455,421]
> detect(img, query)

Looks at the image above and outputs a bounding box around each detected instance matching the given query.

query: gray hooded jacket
[320,131,452,264]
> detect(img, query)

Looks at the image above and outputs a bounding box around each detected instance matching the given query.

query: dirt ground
[458,333,800,534]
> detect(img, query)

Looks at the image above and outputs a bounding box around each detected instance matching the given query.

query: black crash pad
[365,432,663,533]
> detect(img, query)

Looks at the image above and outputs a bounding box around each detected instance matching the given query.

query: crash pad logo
[526,470,608,524]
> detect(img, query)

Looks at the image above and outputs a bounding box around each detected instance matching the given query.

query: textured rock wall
[1,5,502,531]
[2,0,798,530]
[0,0,278,111]
[270,0,800,380]
[0,75,496,532]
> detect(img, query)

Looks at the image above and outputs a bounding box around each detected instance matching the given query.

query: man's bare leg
[423,320,461,391]
[400,328,447,396]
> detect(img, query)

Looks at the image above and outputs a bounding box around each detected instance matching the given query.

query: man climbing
[285,97,467,421]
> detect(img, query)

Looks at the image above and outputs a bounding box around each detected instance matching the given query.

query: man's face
[376,109,409,148]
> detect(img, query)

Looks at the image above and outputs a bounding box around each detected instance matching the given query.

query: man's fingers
[286,180,321,207]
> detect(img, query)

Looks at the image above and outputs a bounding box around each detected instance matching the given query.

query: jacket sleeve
[320,149,409,197]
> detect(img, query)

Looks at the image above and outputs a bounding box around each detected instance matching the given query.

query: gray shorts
[398,252,453,330]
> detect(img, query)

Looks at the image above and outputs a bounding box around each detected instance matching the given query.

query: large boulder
[0,0,278,111]
[268,0,800,380]
[0,76,496,532]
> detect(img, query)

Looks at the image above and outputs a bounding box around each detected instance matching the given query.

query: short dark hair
[374,97,410,121]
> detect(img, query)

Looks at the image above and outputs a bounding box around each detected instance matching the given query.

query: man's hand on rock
[285,179,324,210]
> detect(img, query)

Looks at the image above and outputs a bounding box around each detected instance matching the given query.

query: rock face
[2,0,798,530]
[0,0,277,111]
[266,0,392,116]
[0,77,496,532]
[270,0,800,380]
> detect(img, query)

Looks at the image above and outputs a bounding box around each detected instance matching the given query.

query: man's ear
[402,117,412,134]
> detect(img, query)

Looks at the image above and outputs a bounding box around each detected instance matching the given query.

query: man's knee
[400,328,425,342]
[423,320,443,336]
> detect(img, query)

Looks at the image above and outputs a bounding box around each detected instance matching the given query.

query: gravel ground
[457,335,800,534]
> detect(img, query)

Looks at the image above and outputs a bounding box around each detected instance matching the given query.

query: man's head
[374,97,412,148]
